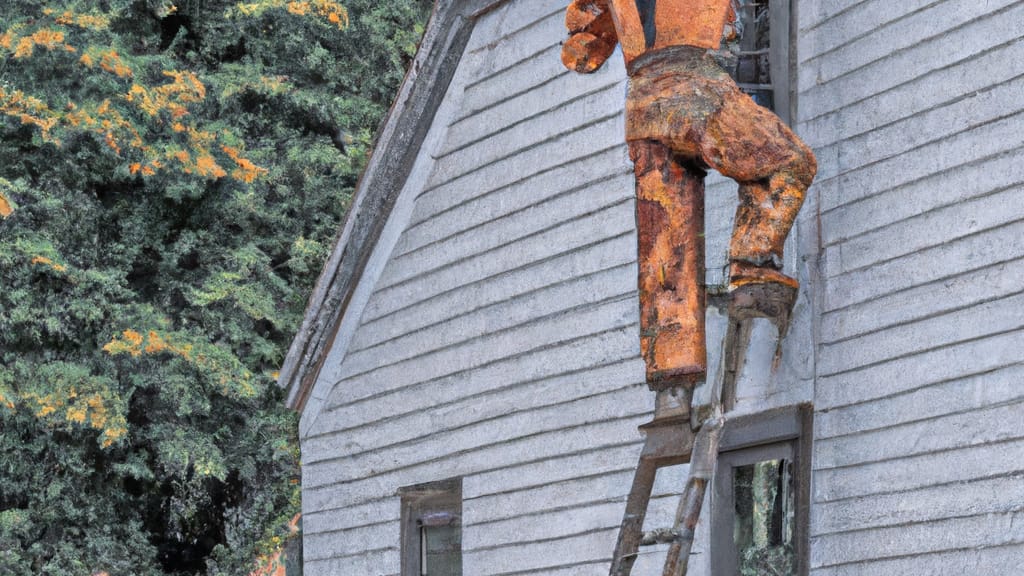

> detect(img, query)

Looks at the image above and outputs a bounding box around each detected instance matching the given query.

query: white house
[279,0,1024,573]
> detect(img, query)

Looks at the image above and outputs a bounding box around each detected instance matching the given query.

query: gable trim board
[279,0,508,426]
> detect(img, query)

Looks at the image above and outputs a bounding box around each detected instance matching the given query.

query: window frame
[711,404,813,576]
[399,477,463,576]
[726,0,794,124]
[769,0,793,125]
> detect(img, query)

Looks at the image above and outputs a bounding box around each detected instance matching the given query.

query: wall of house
[299,1,647,572]
[298,0,1024,574]
[799,0,1024,574]
[296,0,817,572]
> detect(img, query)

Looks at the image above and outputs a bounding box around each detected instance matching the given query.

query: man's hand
[561,0,618,73]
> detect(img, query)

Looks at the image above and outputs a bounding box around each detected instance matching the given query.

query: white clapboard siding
[810,511,1024,569]
[799,2,1024,122]
[818,290,1024,377]
[797,0,1020,93]
[298,0,1024,573]
[810,544,1024,576]
[802,0,1024,572]
[811,473,1024,536]
[298,0,732,570]
[391,146,629,260]
[311,324,642,438]
[812,436,1024,506]
[349,232,637,358]
[814,361,1024,441]
[799,36,1024,151]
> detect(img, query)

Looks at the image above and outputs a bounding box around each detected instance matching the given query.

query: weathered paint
[563,0,735,67]
[625,50,816,275]
[562,1,618,73]
[631,140,707,387]
[563,1,815,386]
[292,1,1024,574]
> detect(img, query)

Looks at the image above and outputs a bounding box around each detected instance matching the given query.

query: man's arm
[561,0,618,73]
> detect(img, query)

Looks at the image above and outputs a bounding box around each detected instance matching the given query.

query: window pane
[401,478,462,576]
[722,0,775,109]
[421,524,462,576]
[732,459,794,576]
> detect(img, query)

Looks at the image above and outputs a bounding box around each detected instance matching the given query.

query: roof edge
[280,0,506,411]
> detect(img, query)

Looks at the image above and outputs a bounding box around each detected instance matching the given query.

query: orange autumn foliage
[10,28,74,58]
[103,329,186,359]
[30,255,67,273]
[98,49,132,77]
[0,49,264,185]
[19,382,128,448]
[103,329,258,398]
[0,86,59,141]
[235,0,348,29]
[223,145,269,183]
[0,7,271,193]
[286,1,309,15]
[194,154,228,179]
[49,8,111,31]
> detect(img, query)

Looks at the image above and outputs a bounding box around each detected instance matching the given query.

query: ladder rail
[659,306,736,576]
[610,292,784,575]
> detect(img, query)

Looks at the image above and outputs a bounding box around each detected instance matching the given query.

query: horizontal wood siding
[300,0,817,570]
[295,0,1024,572]
[801,0,1024,573]
[297,0,696,573]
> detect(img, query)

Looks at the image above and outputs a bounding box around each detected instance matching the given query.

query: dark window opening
[712,406,811,576]
[720,0,793,121]
[729,0,775,108]
[400,478,462,576]
[732,455,796,575]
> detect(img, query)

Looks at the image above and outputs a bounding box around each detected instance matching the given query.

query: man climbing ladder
[559,1,817,574]
[561,0,816,386]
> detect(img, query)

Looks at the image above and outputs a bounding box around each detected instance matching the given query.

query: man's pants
[626,47,817,386]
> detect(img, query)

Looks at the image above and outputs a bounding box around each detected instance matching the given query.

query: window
[712,405,812,576]
[721,0,794,122]
[400,478,462,576]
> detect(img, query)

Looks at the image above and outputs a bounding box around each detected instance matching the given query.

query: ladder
[609,283,796,576]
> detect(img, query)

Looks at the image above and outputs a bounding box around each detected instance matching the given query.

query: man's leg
[697,85,816,289]
[630,140,707,388]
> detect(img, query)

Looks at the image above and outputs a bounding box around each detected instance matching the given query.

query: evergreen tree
[0,1,431,573]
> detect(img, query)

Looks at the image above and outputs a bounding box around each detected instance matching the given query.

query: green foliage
[0,0,431,573]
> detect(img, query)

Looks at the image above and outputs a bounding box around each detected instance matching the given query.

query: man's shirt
[607,0,733,63]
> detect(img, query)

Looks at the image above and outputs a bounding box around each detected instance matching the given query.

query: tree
[0,0,431,573]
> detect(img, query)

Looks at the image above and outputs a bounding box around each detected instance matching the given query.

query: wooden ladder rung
[639,528,683,545]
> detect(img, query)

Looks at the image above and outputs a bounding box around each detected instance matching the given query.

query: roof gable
[279,0,507,417]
